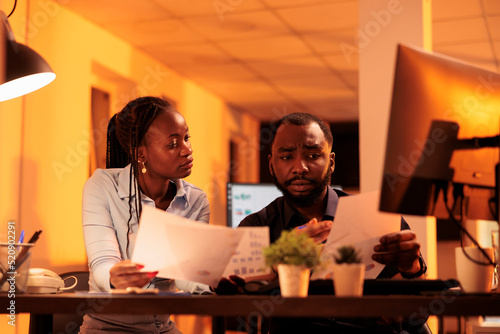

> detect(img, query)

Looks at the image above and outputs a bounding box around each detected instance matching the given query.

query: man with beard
[238,113,428,334]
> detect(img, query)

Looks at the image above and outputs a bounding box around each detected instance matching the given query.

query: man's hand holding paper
[311,191,402,280]
[294,218,333,244]
[372,230,422,275]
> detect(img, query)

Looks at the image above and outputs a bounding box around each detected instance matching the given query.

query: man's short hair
[270,112,333,149]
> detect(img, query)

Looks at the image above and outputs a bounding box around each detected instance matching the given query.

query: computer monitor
[226,183,282,228]
[379,44,500,220]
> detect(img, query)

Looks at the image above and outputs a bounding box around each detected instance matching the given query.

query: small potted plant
[332,245,365,296]
[263,230,322,297]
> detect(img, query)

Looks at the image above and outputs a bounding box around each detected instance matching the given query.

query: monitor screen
[380,44,500,219]
[226,183,282,228]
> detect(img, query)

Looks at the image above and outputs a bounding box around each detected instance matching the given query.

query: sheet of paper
[222,227,270,278]
[311,190,401,280]
[132,206,269,286]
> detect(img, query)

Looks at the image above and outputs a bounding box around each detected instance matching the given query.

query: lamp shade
[0,41,56,101]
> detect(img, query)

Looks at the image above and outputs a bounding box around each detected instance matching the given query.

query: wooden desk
[1,292,500,333]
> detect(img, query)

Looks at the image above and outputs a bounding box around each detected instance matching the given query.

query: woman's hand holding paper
[109,259,158,289]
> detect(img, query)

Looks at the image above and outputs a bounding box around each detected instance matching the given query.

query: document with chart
[132,206,269,287]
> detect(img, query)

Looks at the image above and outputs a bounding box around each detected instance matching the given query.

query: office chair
[52,271,90,334]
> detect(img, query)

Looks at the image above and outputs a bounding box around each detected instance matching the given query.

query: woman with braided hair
[79,96,210,333]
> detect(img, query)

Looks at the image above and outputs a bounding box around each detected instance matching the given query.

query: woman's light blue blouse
[82,164,210,292]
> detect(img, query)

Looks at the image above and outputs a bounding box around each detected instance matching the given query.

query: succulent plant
[333,245,361,264]
[263,230,322,268]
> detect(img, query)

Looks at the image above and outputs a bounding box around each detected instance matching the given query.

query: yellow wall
[0,1,260,333]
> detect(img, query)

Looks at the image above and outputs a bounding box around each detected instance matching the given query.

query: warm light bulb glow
[0,72,56,101]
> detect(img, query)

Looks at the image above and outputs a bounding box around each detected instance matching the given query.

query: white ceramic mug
[455,246,494,293]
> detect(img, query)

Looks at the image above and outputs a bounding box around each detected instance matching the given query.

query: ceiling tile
[323,53,359,73]
[271,73,355,100]
[487,15,500,40]
[306,98,359,122]
[146,43,232,68]
[486,41,500,73]
[55,0,500,122]
[241,98,301,113]
[195,78,282,103]
[106,19,206,47]
[185,10,290,42]
[338,72,358,91]
[482,0,500,15]
[55,0,171,24]
[323,54,359,90]
[433,42,497,72]
[154,0,266,18]
[433,18,489,45]
[218,35,312,60]
[247,56,331,79]
[492,42,500,69]
[261,0,334,8]
[431,0,482,21]
[276,2,358,32]
[236,100,305,121]
[301,30,357,55]
[182,63,259,82]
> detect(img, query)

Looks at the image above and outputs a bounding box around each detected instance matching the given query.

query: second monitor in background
[227,183,282,228]
[227,182,344,228]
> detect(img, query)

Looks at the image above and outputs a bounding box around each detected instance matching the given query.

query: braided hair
[106,96,173,256]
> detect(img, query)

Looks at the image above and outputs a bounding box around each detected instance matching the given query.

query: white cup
[455,246,495,293]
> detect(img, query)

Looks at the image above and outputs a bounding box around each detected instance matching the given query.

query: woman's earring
[140,161,147,174]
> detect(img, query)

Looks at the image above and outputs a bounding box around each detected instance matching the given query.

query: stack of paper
[132,206,269,287]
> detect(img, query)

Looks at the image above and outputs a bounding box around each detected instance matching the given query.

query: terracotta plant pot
[332,263,365,297]
[277,264,310,297]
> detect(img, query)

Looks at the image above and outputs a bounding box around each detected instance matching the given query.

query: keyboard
[244,278,460,295]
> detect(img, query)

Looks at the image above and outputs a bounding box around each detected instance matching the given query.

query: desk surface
[1,292,500,318]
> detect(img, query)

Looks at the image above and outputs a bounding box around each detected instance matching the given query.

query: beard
[271,166,332,208]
